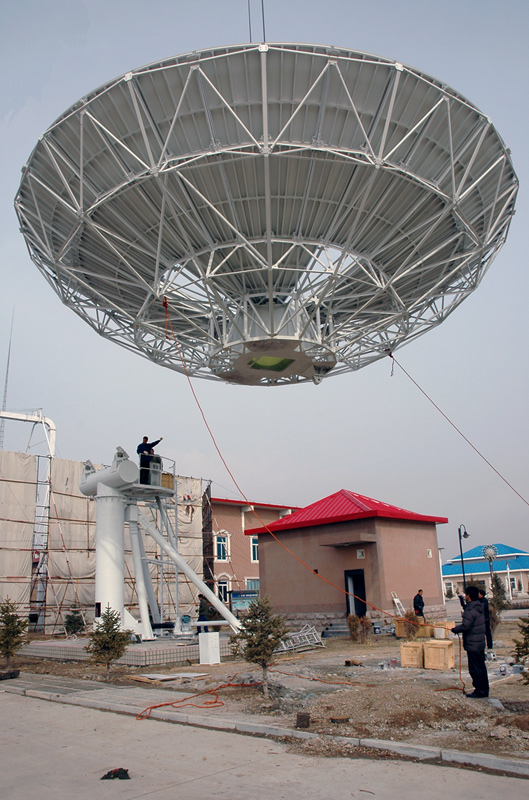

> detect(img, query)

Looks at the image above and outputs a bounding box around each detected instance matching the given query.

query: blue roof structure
[442,543,529,578]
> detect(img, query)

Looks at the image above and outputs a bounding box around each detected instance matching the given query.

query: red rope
[161,298,466,691]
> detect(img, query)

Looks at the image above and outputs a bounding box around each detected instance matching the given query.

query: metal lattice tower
[15,43,518,386]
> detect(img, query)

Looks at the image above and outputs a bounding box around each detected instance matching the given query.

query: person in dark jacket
[452,585,489,698]
[413,589,425,618]
[478,588,493,649]
[136,436,163,484]
[196,593,209,633]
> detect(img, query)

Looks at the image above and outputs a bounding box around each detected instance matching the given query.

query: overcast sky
[1,0,528,561]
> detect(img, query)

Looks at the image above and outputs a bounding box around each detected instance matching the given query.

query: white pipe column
[79,450,139,628]
[94,484,126,623]
[134,516,161,624]
[506,562,512,600]
[128,512,155,640]
[127,502,161,634]
[137,509,241,631]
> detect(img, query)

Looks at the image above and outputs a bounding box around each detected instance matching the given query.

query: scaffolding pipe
[0,410,56,456]
[128,518,155,640]
[137,508,241,631]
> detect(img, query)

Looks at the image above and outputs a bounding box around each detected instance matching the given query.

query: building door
[345,569,366,617]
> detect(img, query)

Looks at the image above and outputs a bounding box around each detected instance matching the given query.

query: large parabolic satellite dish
[16,43,518,386]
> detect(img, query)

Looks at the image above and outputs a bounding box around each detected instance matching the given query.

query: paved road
[1,691,527,799]
[445,597,528,621]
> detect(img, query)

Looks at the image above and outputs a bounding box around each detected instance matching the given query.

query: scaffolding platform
[120,482,175,500]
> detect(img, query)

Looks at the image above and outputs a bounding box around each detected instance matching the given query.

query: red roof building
[246,489,448,630]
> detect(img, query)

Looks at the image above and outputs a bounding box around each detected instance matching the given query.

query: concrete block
[198,631,220,664]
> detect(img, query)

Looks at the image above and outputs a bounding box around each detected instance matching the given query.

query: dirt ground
[10,618,529,763]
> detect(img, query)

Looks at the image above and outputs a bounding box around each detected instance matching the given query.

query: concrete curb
[6,685,529,778]
[440,748,529,777]
[359,738,442,761]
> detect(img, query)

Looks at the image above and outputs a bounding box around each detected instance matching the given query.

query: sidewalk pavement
[3,671,529,788]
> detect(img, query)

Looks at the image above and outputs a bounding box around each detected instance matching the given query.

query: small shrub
[404,609,418,640]
[490,574,510,612]
[65,606,85,636]
[348,614,373,643]
[512,617,529,685]
[0,598,28,667]
[359,616,372,643]
[84,606,131,678]
[347,614,361,641]
[230,596,289,697]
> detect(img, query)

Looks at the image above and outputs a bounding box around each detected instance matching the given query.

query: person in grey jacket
[452,585,489,698]
[478,588,493,649]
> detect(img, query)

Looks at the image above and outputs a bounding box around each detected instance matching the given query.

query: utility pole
[0,309,15,450]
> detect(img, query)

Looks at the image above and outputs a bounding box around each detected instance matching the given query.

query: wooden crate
[400,641,424,668]
[423,640,455,670]
[394,618,407,638]
[161,472,174,490]
[415,623,434,638]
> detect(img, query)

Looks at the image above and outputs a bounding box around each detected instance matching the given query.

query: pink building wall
[210,499,294,599]
[258,518,444,627]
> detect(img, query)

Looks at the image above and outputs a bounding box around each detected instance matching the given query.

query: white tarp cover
[47,458,97,620]
[0,452,205,628]
[0,451,37,606]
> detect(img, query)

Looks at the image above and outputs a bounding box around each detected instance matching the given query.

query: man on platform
[137,436,163,484]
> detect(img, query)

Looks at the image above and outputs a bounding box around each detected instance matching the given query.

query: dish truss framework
[15,43,518,386]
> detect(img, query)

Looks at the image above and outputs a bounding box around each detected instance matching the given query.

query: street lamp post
[482,545,498,595]
[458,525,470,593]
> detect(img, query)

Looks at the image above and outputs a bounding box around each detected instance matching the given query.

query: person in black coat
[413,589,425,618]
[136,436,163,484]
[478,588,493,649]
[452,585,489,698]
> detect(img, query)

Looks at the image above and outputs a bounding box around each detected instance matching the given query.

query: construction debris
[101,768,130,780]
[274,625,324,654]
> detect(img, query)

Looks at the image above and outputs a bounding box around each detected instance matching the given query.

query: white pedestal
[198,632,220,664]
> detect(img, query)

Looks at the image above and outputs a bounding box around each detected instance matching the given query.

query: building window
[217,578,229,603]
[251,536,259,562]
[215,531,229,561]
[246,578,260,592]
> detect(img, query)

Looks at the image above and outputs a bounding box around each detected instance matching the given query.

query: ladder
[391,592,406,616]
